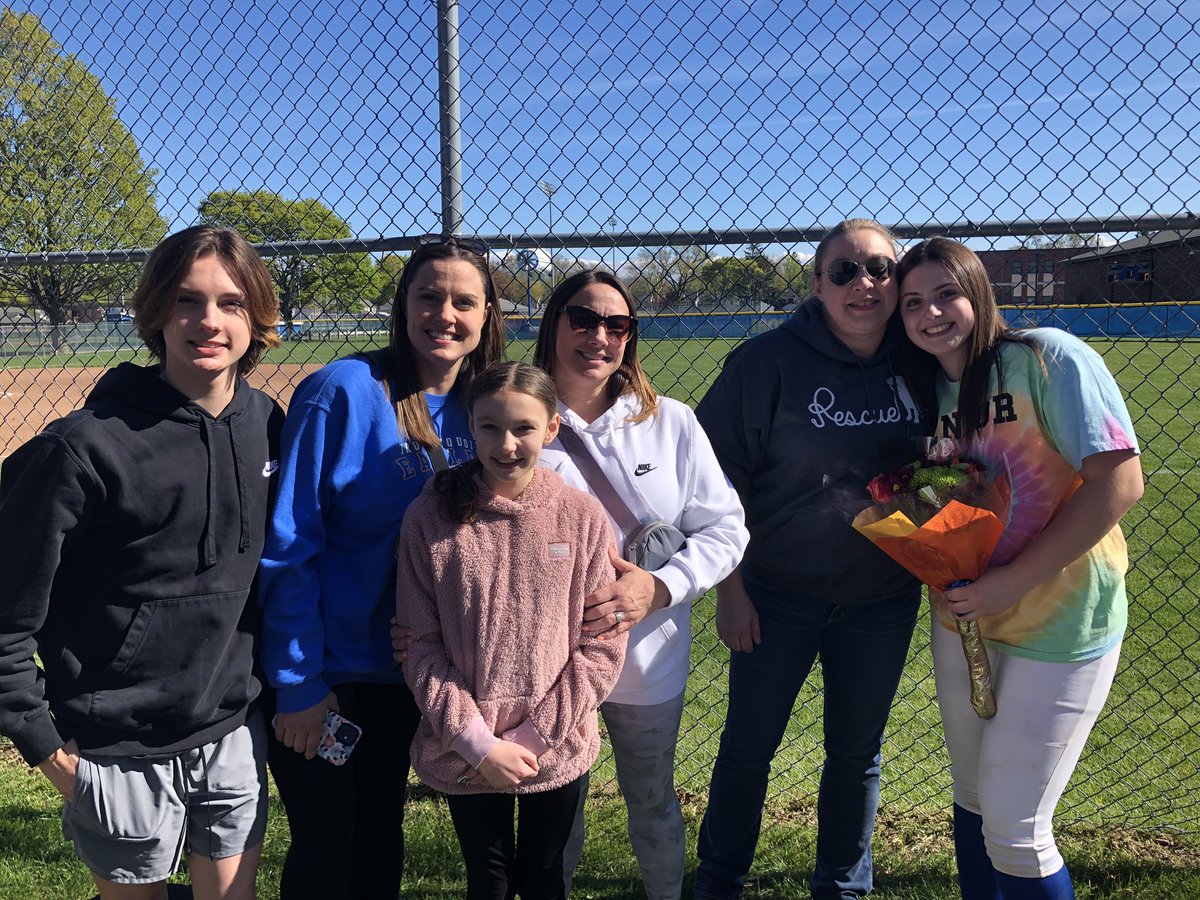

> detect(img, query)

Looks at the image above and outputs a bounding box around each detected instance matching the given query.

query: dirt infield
[1,364,322,460]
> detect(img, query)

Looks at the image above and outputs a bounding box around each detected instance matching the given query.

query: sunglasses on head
[412,234,490,257]
[824,255,896,286]
[563,305,636,341]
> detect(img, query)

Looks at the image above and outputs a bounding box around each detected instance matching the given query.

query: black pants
[446,773,587,900]
[267,681,422,900]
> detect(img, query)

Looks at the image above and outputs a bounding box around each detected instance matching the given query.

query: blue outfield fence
[503,310,797,341]
[6,304,1200,360]
[1004,303,1200,338]
[504,304,1200,343]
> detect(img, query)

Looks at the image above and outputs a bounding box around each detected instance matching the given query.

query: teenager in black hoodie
[0,227,283,899]
[694,220,935,900]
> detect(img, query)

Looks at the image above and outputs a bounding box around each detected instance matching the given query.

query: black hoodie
[0,363,283,765]
[696,298,934,604]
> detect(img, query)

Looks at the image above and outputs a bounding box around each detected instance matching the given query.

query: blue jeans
[695,581,920,900]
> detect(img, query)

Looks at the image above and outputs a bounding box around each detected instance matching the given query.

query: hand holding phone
[273,708,362,766]
[315,710,362,766]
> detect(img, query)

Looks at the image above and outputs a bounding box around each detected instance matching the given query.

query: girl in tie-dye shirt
[898,237,1143,900]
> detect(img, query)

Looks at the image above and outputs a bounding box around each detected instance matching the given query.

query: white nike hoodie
[540,393,748,705]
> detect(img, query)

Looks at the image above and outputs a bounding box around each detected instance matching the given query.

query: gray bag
[558,426,686,571]
[623,518,687,572]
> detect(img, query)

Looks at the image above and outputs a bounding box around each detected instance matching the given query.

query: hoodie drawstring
[229,414,251,553]
[199,418,219,567]
[198,413,251,566]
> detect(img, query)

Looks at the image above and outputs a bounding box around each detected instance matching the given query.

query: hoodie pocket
[93,591,255,732]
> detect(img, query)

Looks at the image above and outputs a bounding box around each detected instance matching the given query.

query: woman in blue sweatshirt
[259,236,505,899]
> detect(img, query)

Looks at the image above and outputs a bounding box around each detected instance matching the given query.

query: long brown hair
[896,236,1039,443]
[435,362,558,524]
[375,238,506,451]
[133,226,281,376]
[532,269,658,423]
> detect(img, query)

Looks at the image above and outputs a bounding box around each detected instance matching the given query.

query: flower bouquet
[852,439,1011,718]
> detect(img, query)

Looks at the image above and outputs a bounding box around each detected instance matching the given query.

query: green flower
[908,466,968,494]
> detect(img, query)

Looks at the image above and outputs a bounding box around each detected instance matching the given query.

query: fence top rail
[3,214,1198,268]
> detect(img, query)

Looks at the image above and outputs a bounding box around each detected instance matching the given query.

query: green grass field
[2,335,1199,896]
[2,750,1197,899]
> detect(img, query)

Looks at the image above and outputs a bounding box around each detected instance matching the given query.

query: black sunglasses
[563,305,636,341]
[824,255,896,286]
[412,234,490,257]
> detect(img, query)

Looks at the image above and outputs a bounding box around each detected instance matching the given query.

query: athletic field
[2,336,1198,896]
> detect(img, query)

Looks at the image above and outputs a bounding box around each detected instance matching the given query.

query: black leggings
[267,681,422,900]
[446,772,588,900]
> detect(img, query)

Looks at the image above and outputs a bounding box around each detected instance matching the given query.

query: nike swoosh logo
[634,464,656,476]
[262,460,280,477]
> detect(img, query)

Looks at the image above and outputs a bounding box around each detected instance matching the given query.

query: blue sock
[953,804,1000,900]
[995,865,1075,899]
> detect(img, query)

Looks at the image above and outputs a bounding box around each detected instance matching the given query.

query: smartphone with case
[315,710,362,766]
[272,710,363,766]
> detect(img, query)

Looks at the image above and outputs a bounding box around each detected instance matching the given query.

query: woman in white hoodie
[532,270,749,900]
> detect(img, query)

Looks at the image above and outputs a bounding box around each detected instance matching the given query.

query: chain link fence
[2,0,1199,838]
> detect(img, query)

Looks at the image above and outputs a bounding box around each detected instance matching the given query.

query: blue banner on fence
[504,305,1200,342]
[1000,304,1200,337]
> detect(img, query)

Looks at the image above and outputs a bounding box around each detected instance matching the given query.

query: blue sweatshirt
[259,356,474,713]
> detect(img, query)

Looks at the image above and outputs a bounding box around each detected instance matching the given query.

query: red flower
[866,464,915,503]
[867,474,896,503]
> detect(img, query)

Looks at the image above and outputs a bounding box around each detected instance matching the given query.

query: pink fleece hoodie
[398,467,626,795]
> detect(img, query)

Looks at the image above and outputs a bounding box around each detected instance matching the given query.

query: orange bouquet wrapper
[850,462,1011,719]
[851,498,1006,590]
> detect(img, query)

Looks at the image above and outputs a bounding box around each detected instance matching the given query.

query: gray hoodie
[696,298,931,604]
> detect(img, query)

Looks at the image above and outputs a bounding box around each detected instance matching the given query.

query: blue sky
[23,0,1200,252]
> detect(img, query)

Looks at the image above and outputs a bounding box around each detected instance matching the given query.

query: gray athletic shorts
[61,713,268,884]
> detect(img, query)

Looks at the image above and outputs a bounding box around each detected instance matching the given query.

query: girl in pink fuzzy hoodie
[397,361,627,900]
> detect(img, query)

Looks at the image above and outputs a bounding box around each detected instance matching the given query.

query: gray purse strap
[557,425,640,534]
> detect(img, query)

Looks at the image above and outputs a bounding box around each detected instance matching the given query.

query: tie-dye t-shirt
[932,328,1139,662]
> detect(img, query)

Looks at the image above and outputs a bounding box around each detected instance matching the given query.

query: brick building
[1062,229,1200,305]
[974,247,1080,306]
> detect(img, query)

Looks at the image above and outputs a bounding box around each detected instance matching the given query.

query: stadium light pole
[608,215,617,273]
[539,180,558,289]
[516,250,538,321]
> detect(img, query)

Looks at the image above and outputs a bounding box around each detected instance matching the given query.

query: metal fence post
[437,0,464,236]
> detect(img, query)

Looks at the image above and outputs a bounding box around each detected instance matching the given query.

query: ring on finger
[614,610,625,624]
